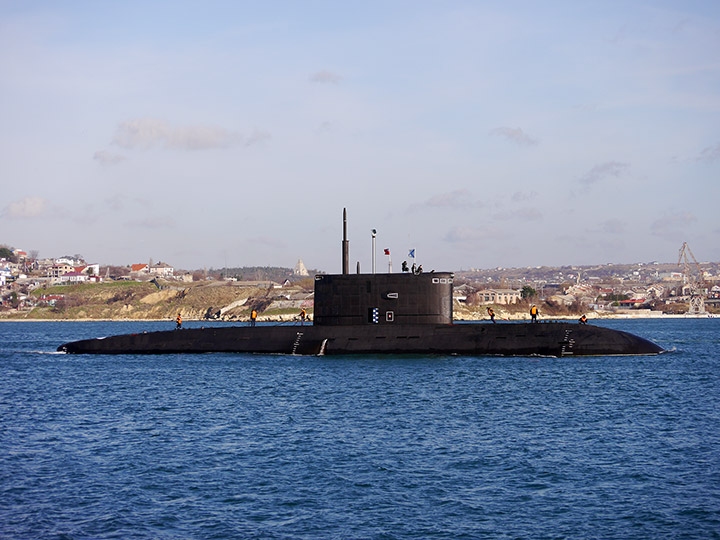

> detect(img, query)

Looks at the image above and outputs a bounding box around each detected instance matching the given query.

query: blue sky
[2,1,719,272]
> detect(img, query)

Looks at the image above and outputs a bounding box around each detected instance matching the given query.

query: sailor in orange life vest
[175,313,182,329]
[299,308,307,325]
[530,304,538,323]
[486,306,496,323]
[579,314,588,325]
[250,309,257,327]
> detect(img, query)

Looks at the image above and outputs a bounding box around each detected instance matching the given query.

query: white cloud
[93,150,126,165]
[125,217,175,229]
[444,225,496,243]
[2,197,48,219]
[492,207,543,222]
[490,127,538,146]
[600,219,626,234]
[578,161,629,185]
[651,212,697,240]
[511,191,538,202]
[310,70,342,84]
[697,143,720,162]
[103,194,151,212]
[244,128,271,147]
[427,189,476,208]
[111,119,249,151]
[412,189,483,211]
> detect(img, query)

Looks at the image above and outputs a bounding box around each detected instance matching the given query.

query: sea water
[1,319,718,539]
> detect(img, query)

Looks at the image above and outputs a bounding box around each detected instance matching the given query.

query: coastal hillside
[1,278,612,322]
[1,280,314,321]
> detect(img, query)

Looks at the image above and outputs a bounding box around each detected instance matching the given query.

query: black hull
[57,322,663,357]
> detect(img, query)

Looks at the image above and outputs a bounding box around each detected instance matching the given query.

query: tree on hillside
[0,246,16,263]
[105,265,130,278]
[295,278,315,292]
[521,285,536,299]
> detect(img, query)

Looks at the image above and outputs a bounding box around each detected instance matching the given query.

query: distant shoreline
[0,313,715,322]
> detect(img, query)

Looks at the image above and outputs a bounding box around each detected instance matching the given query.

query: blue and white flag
[408,249,415,258]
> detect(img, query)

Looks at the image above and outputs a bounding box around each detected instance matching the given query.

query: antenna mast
[342,208,349,275]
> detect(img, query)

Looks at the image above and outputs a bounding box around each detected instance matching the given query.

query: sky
[1,0,719,273]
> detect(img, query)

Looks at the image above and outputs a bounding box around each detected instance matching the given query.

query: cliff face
[3,280,312,321]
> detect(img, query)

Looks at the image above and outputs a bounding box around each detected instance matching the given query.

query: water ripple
[0,319,719,539]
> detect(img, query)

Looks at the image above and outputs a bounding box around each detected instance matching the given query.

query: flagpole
[371,229,376,274]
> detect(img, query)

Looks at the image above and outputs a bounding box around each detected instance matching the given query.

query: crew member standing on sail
[250,309,257,327]
[530,305,538,323]
[299,308,307,325]
[487,306,496,323]
[176,313,182,329]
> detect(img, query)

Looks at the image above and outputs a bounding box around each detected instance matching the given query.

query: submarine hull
[57,211,664,357]
[58,322,663,357]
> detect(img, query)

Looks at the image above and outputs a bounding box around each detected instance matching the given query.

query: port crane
[678,241,706,314]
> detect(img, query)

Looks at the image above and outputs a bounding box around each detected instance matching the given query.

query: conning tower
[314,209,453,326]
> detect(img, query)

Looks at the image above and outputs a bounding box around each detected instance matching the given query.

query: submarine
[58,210,663,357]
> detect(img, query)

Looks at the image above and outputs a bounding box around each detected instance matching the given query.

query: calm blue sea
[1,319,719,540]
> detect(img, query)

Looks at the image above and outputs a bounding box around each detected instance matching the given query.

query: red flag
[384,248,390,255]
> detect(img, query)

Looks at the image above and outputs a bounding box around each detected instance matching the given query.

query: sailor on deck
[530,305,538,323]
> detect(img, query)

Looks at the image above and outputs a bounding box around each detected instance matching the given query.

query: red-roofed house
[75,263,100,276]
[149,262,174,277]
[618,299,647,306]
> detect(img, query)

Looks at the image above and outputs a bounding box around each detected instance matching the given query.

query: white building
[55,257,83,266]
[149,263,174,277]
[132,262,174,277]
[0,266,11,286]
[477,289,522,305]
[57,271,88,284]
[294,259,309,277]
